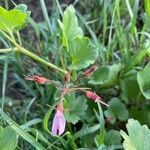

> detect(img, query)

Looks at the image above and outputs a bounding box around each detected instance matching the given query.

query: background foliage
[0,0,150,149]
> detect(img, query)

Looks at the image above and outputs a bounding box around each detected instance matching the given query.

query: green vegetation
[0,0,150,149]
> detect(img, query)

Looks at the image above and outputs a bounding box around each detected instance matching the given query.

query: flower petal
[51,115,59,136]
[58,114,66,135]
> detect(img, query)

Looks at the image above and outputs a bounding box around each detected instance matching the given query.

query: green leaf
[104,129,121,146]
[66,132,77,150]
[104,98,129,123]
[120,119,150,150]
[129,107,150,126]
[64,94,87,124]
[0,108,46,150]
[95,103,105,145]
[14,4,31,18]
[89,64,121,87]
[24,128,56,148]
[147,47,150,57]
[144,0,150,18]
[121,71,145,102]
[89,65,109,85]
[123,49,147,74]
[73,124,101,140]
[0,6,27,32]
[137,63,150,99]
[15,4,27,12]
[69,36,98,70]
[0,126,18,150]
[0,126,2,131]
[58,5,83,50]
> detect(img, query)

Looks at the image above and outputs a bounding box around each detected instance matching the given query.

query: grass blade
[73,124,100,140]
[0,108,46,150]
[2,57,8,110]
[43,103,57,134]
[40,0,52,33]
[97,103,105,144]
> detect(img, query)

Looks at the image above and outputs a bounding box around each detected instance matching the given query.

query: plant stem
[59,45,66,70]
[16,31,22,45]
[0,48,18,53]
[0,30,68,74]
[18,46,68,74]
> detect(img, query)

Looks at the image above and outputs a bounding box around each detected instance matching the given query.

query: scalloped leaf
[104,98,129,124]
[89,64,121,87]
[69,36,98,70]
[89,65,109,85]
[137,62,150,99]
[0,6,27,32]
[0,126,18,150]
[58,5,83,50]
[120,119,150,150]
[104,129,121,146]
[63,94,87,124]
[121,71,145,102]
[129,107,150,126]
[14,4,31,18]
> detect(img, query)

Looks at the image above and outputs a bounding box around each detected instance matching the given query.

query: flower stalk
[25,73,109,136]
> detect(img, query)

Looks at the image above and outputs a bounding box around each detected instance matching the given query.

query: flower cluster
[25,66,108,136]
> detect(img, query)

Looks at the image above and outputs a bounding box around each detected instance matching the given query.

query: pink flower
[85,91,109,106]
[51,104,66,136]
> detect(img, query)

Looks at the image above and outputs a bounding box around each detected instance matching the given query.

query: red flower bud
[33,76,47,84]
[25,75,47,84]
[86,91,101,102]
[64,72,71,82]
[85,91,109,106]
[84,65,98,77]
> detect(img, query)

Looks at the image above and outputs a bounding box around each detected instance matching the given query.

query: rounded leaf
[0,126,18,150]
[104,98,129,123]
[69,37,98,70]
[137,63,150,99]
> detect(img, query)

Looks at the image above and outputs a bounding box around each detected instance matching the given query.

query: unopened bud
[86,91,101,101]
[25,75,47,84]
[64,72,71,82]
[85,91,109,106]
[84,65,98,77]
[33,76,47,84]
